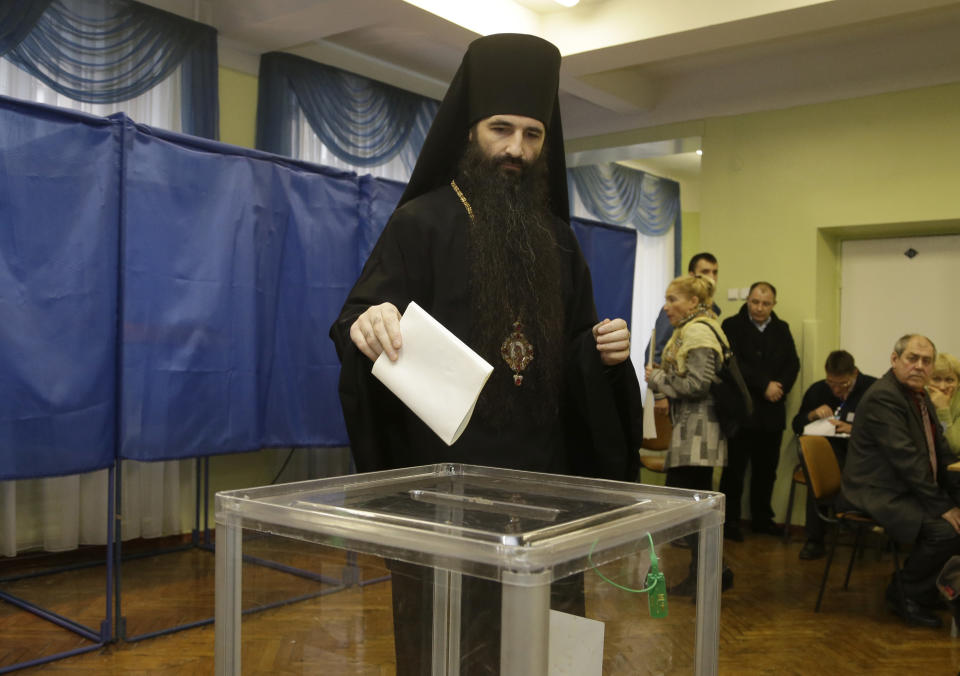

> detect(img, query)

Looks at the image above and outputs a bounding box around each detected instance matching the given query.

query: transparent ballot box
[215,464,723,675]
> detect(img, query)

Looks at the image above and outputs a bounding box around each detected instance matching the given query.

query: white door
[840,234,960,378]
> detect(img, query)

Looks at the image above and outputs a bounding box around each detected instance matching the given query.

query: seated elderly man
[791,350,876,560]
[842,334,960,628]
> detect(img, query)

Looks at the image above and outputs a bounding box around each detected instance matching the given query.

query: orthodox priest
[330,33,641,480]
[329,33,643,674]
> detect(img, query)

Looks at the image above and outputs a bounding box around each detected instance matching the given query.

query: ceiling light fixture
[404,0,538,36]
[553,0,580,7]
[696,149,703,156]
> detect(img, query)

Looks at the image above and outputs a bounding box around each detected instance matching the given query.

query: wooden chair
[797,435,904,612]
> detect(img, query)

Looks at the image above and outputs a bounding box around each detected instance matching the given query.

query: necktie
[915,392,938,482]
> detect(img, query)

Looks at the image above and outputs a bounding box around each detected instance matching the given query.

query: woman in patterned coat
[646,273,733,595]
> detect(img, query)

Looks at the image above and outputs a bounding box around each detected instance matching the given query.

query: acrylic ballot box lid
[215,463,723,584]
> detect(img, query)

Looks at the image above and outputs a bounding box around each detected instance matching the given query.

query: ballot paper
[548,610,604,675]
[802,418,849,438]
[371,301,494,446]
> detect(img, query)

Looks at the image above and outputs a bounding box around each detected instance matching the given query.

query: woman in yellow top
[929,352,960,453]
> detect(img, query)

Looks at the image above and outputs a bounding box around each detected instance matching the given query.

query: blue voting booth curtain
[0,97,119,480]
[571,217,635,326]
[121,124,360,460]
[0,94,637,477]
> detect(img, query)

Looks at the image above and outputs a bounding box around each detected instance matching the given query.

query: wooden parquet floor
[3,528,960,674]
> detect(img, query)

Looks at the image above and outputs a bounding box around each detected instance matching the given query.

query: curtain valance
[257,51,438,168]
[1,0,217,138]
[0,0,53,55]
[567,163,680,237]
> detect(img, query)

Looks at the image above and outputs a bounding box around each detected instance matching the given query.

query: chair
[797,435,904,612]
[782,437,807,543]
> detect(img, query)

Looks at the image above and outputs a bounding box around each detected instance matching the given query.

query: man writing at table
[842,334,960,628]
[791,350,876,559]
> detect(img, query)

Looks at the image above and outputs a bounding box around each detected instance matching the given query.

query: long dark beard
[456,140,564,428]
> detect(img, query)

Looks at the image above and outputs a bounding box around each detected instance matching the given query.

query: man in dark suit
[791,350,877,559]
[843,334,960,628]
[719,281,800,540]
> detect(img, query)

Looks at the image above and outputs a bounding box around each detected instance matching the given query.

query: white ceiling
[147,0,960,180]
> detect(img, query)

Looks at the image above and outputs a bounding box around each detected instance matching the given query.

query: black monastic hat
[398,33,570,221]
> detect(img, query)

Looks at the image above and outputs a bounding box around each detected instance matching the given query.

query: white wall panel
[841,235,960,378]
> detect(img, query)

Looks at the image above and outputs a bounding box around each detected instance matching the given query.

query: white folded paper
[803,418,842,437]
[548,609,604,675]
[371,301,494,446]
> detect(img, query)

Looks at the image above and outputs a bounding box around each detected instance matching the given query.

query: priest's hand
[593,318,630,366]
[765,381,784,402]
[351,303,402,362]
[942,507,960,535]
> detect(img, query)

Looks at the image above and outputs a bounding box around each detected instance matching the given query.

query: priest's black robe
[329,183,642,481]
[329,183,643,674]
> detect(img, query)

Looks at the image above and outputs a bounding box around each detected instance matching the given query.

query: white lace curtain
[0,57,185,556]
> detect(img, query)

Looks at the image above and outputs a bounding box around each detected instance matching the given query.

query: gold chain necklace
[450,179,474,221]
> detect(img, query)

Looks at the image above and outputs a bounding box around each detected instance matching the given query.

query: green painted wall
[218,66,258,149]
[680,210,701,267]
[697,82,960,522]
[701,82,960,342]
